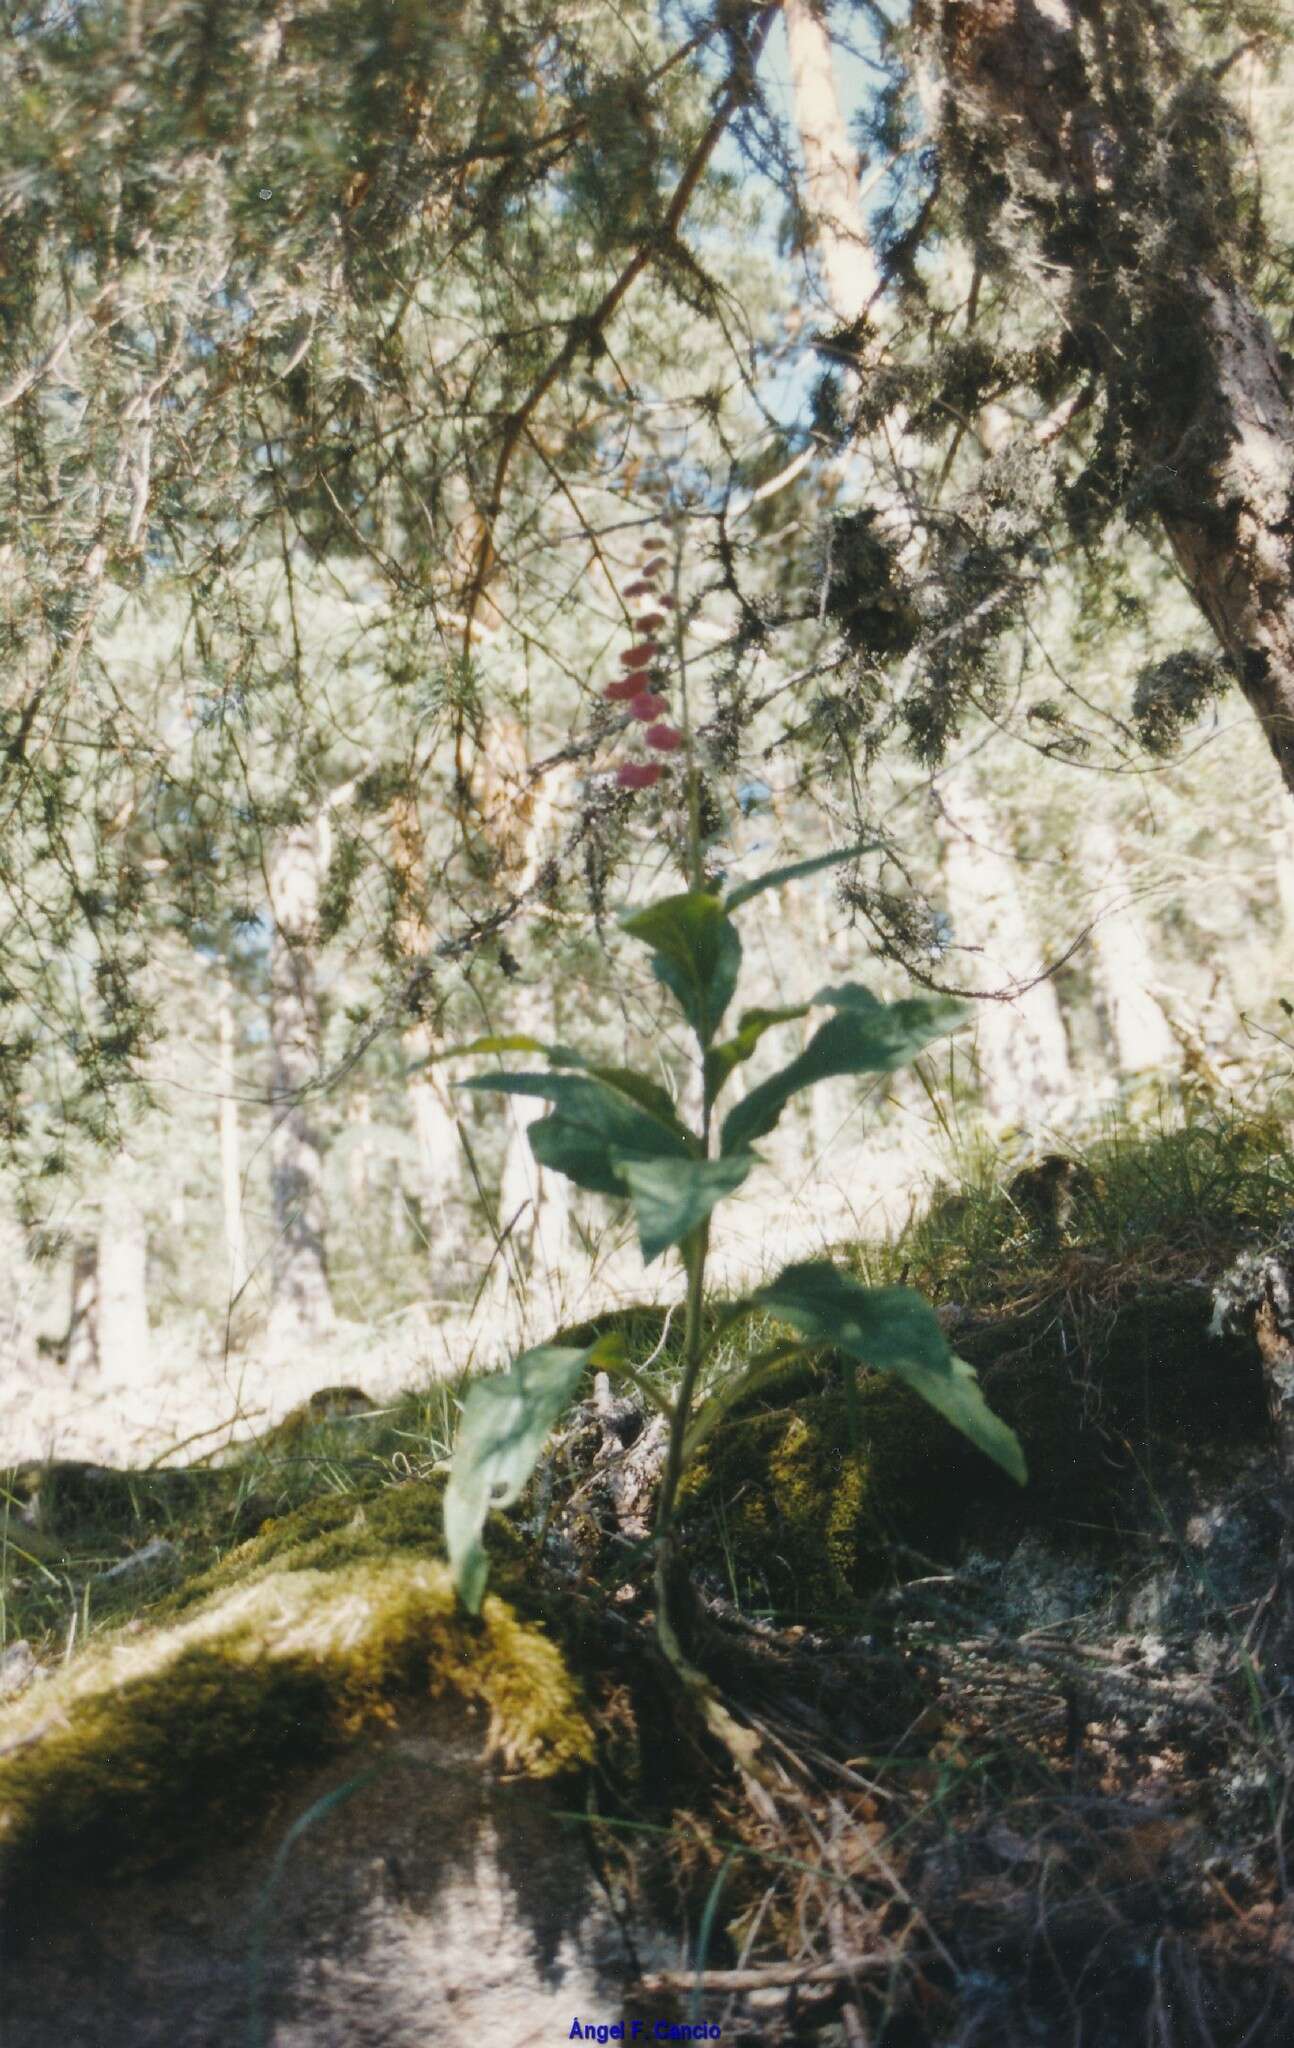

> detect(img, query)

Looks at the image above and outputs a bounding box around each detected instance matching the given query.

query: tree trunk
[98,1181,149,1384]
[932,2,1294,801]
[784,0,879,327]
[217,966,249,1304]
[389,795,467,1284]
[936,781,1074,1129]
[267,820,334,1348]
[1079,817,1176,1078]
[63,1236,100,1384]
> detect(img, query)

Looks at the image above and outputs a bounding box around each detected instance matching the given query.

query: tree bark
[389,794,466,1284]
[784,0,880,327]
[931,1,1294,800]
[217,966,249,1305]
[267,820,335,1348]
[63,1236,100,1385]
[936,780,1075,1128]
[1079,817,1176,1078]
[97,1179,149,1384]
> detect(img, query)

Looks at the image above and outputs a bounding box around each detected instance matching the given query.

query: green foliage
[620,891,743,1047]
[720,985,967,1156]
[445,1339,604,1615]
[753,1262,1026,1487]
[441,852,1024,1622]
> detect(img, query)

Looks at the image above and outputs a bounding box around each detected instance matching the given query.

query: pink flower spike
[645,722,684,752]
[604,676,644,701]
[628,690,668,721]
[617,760,663,790]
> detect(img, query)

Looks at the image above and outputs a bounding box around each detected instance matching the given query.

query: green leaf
[723,840,877,914]
[427,1032,552,1064]
[620,891,742,1046]
[459,1071,693,1198]
[445,1342,593,1612]
[611,1150,758,1264]
[427,1034,591,1069]
[754,1262,1027,1484]
[720,991,965,1156]
[582,1065,683,1129]
[704,1005,810,1109]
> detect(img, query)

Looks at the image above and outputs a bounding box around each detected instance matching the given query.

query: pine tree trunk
[933,3,1294,802]
[937,782,1074,1129]
[64,1236,100,1384]
[97,1184,149,1384]
[389,795,465,1282]
[1079,818,1176,1078]
[784,0,879,326]
[267,820,334,1348]
[218,967,249,1304]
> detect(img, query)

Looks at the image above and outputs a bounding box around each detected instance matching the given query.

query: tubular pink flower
[604,676,644,701]
[619,642,656,669]
[628,690,668,721]
[617,760,663,790]
[645,722,683,752]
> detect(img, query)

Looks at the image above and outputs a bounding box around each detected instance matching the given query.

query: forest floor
[5,1103,1294,2042]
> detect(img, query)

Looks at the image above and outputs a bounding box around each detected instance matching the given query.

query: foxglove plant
[605,531,683,790]
[435,745,1027,1780]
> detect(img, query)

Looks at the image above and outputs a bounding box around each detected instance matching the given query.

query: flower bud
[635,613,666,632]
[616,761,663,790]
[645,722,683,752]
[641,555,667,577]
[623,578,656,599]
[604,676,644,701]
[619,642,657,669]
[628,690,668,721]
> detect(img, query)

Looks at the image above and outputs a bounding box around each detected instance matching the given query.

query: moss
[0,1558,592,1887]
[552,1301,686,1359]
[251,1384,377,1455]
[682,1362,973,1619]
[680,1285,1270,1618]
[156,1474,483,1621]
[5,1459,217,1540]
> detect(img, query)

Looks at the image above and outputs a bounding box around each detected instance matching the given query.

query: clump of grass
[895,1093,1294,1312]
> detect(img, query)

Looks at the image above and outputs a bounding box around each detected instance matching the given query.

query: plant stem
[654,1221,710,1552]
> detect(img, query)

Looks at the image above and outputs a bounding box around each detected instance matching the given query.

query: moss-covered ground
[3,1098,1294,2043]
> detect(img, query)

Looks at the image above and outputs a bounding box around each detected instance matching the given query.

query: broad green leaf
[583,1065,683,1130]
[754,1262,1026,1484]
[445,1342,593,1612]
[610,1150,758,1264]
[620,891,742,1046]
[459,1070,693,1198]
[723,840,877,914]
[721,991,965,1156]
[704,1005,810,1108]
